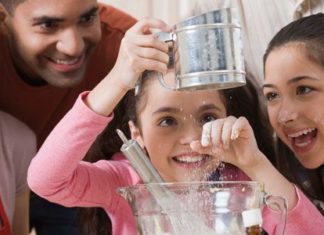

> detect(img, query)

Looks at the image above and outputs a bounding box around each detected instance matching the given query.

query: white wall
[99,0,196,25]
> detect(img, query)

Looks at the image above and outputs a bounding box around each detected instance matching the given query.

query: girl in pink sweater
[28,17,323,234]
[262,13,324,217]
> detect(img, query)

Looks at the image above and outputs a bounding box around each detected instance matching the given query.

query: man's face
[3,0,101,87]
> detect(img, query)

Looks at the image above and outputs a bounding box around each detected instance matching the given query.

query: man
[0,0,136,234]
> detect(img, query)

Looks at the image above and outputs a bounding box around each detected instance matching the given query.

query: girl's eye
[200,114,217,125]
[159,117,176,127]
[264,92,279,102]
[296,86,313,95]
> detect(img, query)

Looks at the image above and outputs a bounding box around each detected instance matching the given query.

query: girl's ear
[128,121,145,149]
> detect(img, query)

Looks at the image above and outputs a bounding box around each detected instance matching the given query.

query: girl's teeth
[288,128,315,138]
[176,156,203,163]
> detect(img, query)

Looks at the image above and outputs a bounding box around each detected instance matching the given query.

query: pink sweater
[27,93,324,235]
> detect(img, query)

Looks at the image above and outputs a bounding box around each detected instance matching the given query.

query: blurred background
[100,0,196,25]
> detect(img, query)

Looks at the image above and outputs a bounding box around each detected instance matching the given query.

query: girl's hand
[191,116,299,210]
[86,18,171,116]
[110,18,171,92]
[190,116,263,170]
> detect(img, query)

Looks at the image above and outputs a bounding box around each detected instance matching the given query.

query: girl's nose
[277,100,298,125]
[179,124,201,145]
[56,28,85,57]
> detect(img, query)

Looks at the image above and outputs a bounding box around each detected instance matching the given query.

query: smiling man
[0,0,136,234]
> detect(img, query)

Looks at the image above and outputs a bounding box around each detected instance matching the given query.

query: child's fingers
[201,122,212,146]
[118,36,169,75]
[135,46,169,65]
[190,140,220,156]
[221,116,236,148]
[210,120,224,147]
[190,140,223,170]
[202,120,226,147]
[122,20,171,75]
[128,18,172,35]
[231,117,249,140]
[128,34,169,54]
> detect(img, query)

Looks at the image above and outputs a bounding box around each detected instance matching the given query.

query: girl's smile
[171,152,211,169]
[130,71,227,181]
[264,44,324,168]
[286,127,318,155]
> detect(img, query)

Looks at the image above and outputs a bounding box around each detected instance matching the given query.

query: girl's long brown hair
[263,13,324,206]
